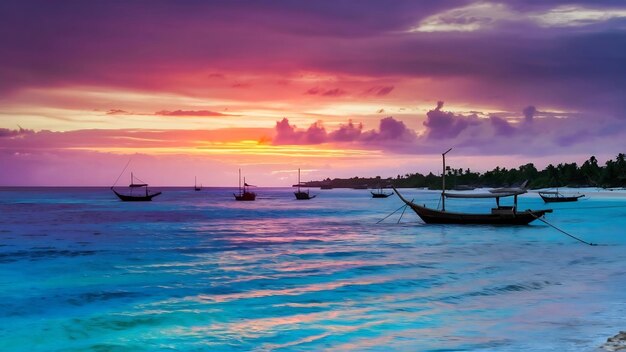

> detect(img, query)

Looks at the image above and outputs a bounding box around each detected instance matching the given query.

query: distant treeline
[304,153,626,190]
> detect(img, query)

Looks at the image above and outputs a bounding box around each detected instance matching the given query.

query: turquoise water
[1,187,625,351]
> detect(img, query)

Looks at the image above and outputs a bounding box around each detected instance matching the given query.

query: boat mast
[441,148,452,211]
[238,169,241,195]
[298,168,301,193]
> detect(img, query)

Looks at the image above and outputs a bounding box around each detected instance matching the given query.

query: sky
[1,0,625,186]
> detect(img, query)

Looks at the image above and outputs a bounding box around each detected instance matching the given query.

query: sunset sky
[1,1,625,186]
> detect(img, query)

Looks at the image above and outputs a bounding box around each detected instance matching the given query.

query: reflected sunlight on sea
[1,187,625,351]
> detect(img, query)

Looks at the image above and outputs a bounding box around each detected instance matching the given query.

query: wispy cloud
[304,87,347,97]
[155,110,229,117]
[409,3,626,32]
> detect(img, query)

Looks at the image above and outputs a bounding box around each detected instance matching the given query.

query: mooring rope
[376,203,407,224]
[377,199,415,224]
[397,201,410,223]
[528,211,597,246]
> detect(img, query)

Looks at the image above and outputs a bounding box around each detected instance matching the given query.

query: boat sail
[111,172,162,201]
[234,169,256,201]
[294,168,316,200]
[393,148,552,225]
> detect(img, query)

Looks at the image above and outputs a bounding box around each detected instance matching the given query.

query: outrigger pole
[441,148,453,212]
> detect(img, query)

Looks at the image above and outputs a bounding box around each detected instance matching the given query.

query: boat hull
[294,191,316,200]
[112,190,161,202]
[407,203,551,225]
[371,192,393,198]
[234,192,256,201]
[392,187,552,225]
[539,194,584,203]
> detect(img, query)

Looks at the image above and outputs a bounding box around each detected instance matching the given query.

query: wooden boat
[371,185,393,198]
[194,176,202,191]
[393,148,552,225]
[111,172,162,201]
[234,169,256,201]
[538,190,584,203]
[294,168,316,200]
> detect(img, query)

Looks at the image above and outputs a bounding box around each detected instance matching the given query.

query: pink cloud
[155,110,228,117]
[304,87,347,97]
[364,86,394,96]
[106,109,130,115]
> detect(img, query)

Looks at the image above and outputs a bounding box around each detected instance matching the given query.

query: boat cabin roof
[129,183,148,187]
[444,190,526,198]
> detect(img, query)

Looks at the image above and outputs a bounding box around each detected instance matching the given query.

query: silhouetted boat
[371,185,393,198]
[539,190,584,203]
[234,169,256,201]
[111,172,162,201]
[194,176,202,191]
[294,168,316,200]
[393,148,552,225]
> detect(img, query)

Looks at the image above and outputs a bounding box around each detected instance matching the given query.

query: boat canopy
[129,183,148,187]
[444,190,526,198]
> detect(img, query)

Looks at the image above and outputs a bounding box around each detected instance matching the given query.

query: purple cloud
[273,118,328,144]
[489,116,516,136]
[328,120,363,142]
[0,127,34,138]
[423,101,476,139]
[523,105,536,123]
[305,87,347,97]
[274,116,415,147]
[363,117,416,142]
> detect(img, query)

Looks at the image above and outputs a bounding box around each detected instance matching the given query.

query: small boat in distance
[194,176,202,191]
[393,148,552,225]
[111,172,162,201]
[371,185,393,198]
[234,169,256,201]
[539,190,585,203]
[294,168,316,200]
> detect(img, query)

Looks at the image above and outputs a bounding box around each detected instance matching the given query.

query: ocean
[1,187,625,351]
